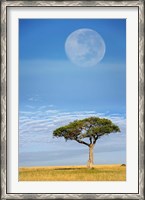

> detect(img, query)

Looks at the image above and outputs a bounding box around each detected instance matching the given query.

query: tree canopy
[53,117,120,147]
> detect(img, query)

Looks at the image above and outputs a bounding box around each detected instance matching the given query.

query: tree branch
[93,135,98,144]
[75,139,90,147]
[89,137,92,144]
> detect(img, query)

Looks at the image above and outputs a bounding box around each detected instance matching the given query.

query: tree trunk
[87,144,94,169]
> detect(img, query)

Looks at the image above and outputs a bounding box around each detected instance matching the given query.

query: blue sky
[19,19,126,167]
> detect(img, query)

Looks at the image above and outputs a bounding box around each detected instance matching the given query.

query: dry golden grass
[19,164,126,181]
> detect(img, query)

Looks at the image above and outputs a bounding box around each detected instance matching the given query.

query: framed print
[1,0,144,199]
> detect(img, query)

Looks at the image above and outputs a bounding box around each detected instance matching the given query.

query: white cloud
[19,107,126,166]
[19,107,126,154]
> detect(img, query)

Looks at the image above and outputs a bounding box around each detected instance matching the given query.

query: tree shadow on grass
[54,168,86,171]
[53,167,97,171]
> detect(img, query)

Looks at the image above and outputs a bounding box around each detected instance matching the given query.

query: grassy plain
[19,164,126,181]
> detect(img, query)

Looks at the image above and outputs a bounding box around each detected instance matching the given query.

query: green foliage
[53,117,120,146]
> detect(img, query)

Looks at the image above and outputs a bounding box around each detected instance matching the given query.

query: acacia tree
[53,117,120,168]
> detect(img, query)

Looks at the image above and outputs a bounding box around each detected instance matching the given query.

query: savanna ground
[19,164,126,181]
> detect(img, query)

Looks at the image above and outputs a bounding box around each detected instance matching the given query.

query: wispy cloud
[19,107,126,166]
[19,107,126,148]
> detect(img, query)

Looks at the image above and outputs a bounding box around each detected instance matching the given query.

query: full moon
[65,28,106,67]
